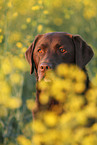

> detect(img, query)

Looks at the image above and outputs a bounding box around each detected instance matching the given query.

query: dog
[25,32,94,116]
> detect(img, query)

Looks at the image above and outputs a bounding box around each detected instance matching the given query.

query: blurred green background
[0,0,97,145]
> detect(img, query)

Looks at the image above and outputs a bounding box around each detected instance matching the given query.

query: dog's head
[25,32,94,81]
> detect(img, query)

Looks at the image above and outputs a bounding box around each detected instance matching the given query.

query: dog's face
[25,32,94,81]
[33,33,75,81]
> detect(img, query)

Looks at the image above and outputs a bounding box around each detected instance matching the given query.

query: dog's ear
[72,35,94,68]
[25,34,43,74]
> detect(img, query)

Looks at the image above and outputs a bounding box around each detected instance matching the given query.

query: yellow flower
[1,58,12,74]
[84,9,96,19]
[74,82,86,93]
[21,47,27,53]
[65,96,84,111]
[83,0,90,6]
[10,73,22,84]
[0,39,2,43]
[0,35,3,39]
[56,64,69,77]
[74,128,86,142]
[32,6,40,11]
[0,81,11,96]
[6,97,22,109]
[32,63,97,145]
[39,92,49,105]
[54,91,66,102]
[83,3,96,20]
[16,42,23,48]
[0,29,2,32]
[45,70,56,81]
[60,113,73,125]
[43,10,49,14]
[51,78,72,98]
[75,70,86,82]
[12,56,26,71]
[26,99,37,111]
[67,65,86,81]
[0,96,10,106]
[26,18,31,23]
[7,2,12,8]
[43,112,58,127]
[17,135,32,145]
[33,120,46,133]
[77,111,87,125]
[13,12,18,17]
[62,79,73,91]
[51,79,62,96]
[86,88,97,102]
[38,79,50,90]
[38,0,42,4]
[85,103,97,118]
[41,130,59,143]
[37,25,43,33]
[32,134,43,145]
[82,134,97,145]
[92,123,97,132]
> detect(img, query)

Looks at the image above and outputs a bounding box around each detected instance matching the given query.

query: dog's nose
[40,63,53,72]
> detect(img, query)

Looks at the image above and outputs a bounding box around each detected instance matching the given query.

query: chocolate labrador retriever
[25,32,94,113]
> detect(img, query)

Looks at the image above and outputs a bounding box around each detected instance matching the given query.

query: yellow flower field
[0,0,97,145]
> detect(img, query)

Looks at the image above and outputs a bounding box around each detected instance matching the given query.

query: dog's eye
[59,47,67,53]
[38,48,43,53]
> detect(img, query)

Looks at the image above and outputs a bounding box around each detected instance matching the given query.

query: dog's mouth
[38,69,54,82]
[44,77,52,82]
[38,73,52,82]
